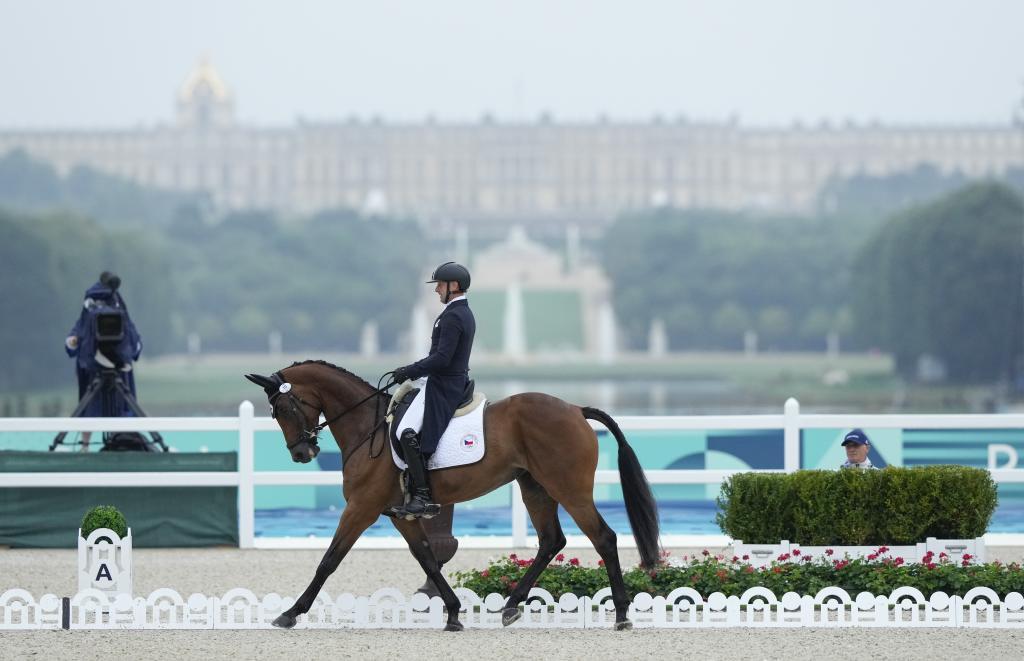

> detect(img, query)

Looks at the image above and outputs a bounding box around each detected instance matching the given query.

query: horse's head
[245,370,322,464]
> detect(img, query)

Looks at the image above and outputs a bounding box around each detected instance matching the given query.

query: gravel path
[3,545,1024,660]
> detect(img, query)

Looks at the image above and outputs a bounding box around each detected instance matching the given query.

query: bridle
[262,371,394,460]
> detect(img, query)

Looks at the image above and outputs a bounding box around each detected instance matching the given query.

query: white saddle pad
[390,378,486,471]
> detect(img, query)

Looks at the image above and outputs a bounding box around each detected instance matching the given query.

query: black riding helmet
[426,261,471,292]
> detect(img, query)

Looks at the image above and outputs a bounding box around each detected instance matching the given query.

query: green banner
[0,451,238,548]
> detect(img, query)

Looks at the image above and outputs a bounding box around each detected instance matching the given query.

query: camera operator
[64,272,143,447]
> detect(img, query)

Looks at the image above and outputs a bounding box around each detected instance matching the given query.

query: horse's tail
[581,406,662,569]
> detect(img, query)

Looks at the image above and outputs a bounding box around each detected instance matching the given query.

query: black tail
[581,406,661,569]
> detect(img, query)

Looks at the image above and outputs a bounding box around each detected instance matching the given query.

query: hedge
[715,466,997,545]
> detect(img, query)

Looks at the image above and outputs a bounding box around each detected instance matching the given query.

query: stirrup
[387,491,441,520]
[387,504,441,520]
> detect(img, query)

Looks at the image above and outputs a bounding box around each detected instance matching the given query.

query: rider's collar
[444,294,466,308]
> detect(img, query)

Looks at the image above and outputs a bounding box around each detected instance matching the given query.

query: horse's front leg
[391,517,465,632]
[273,503,379,629]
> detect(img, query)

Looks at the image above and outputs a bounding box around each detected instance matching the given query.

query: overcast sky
[1,0,1022,129]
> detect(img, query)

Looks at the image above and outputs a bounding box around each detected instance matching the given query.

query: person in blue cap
[840,429,877,469]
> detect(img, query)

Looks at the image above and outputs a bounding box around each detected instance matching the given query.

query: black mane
[286,359,379,392]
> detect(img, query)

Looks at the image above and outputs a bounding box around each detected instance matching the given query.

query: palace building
[2,61,1023,223]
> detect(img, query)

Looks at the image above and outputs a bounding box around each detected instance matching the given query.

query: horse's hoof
[444,620,464,632]
[272,613,297,629]
[502,607,521,627]
[614,620,633,631]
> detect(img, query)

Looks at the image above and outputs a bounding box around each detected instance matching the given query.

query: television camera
[50,272,166,452]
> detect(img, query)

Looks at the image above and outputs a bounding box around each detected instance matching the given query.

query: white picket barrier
[2,586,1023,630]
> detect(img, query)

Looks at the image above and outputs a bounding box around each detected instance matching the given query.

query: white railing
[2,398,1024,550]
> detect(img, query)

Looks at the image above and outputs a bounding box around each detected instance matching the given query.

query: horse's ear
[245,373,274,389]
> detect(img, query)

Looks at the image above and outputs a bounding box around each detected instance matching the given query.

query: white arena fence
[3,586,1024,629]
[2,398,1024,550]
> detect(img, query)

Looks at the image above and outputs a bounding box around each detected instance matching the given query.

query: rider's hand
[393,366,411,383]
[66,335,78,349]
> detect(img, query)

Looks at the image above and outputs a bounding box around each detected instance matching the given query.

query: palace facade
[2,61,1022,222]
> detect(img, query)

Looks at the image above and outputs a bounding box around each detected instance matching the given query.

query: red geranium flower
[825,549,834,556]
[555,553,565,562]
[792,549,801,556]
[569,557,580,566]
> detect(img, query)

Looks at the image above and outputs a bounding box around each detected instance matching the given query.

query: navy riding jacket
[402,298,475,455]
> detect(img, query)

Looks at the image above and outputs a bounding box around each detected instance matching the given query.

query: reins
[335,372,394,463]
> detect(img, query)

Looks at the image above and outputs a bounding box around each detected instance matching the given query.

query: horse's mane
[287,359,379,393]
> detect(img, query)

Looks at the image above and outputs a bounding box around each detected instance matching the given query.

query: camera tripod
[50,368,167,452]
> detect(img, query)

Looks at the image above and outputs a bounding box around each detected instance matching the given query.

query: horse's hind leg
[392,517,465,631]
[501,473,566,627]
[559,499,633,630]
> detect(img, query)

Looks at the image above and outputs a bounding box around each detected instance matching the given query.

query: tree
[851,182,1024,383]
[0,149,205,228]
[600,208,866,351]
[817,163,968,221]
[0,211,66,390]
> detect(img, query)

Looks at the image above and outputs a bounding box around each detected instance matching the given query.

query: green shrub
[716,466,996,545]
[80,505,128,539]
[714,472,792,544]
[452,551,1024,599]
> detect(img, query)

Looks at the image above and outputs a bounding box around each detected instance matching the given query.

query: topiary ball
[81,505,128,539]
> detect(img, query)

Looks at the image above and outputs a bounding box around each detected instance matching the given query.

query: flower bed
[452,548,1024,599]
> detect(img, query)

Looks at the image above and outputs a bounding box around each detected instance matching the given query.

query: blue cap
[842,429,870,446]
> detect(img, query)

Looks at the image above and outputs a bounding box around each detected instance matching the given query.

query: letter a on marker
[95,563,113,582]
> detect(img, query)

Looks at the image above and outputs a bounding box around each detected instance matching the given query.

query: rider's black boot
[389,430,441,519]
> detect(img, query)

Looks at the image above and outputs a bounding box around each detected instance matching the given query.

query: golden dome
[178,57,230,102]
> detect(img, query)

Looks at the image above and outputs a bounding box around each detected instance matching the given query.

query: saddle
[386,379,483,461]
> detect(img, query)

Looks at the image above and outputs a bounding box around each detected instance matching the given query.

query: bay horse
[245,360,660,631]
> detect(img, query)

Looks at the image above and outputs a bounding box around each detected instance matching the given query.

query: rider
[390,261,476,518]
